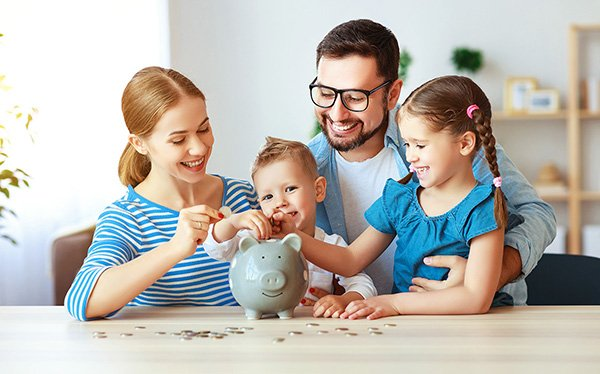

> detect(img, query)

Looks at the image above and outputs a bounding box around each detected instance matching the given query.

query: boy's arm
[203,224,241,262]
[337,272,378,299]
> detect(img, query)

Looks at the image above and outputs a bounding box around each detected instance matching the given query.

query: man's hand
[409,246,523,292]
[409,255,467,292]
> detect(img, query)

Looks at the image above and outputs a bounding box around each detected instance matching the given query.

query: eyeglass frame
[309,77,393,113]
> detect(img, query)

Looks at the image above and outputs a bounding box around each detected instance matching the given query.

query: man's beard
[319,110,389,153]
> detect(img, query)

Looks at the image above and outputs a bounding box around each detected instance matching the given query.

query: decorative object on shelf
[580,77,600,112]
[504,77,538,113]
[451,47,483,74]
[527,89,561,114]
[0,32,36,245]
[399,47,413,81]
[534,162,567,195]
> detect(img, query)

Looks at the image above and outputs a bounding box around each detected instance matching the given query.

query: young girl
[64,66,271,321]
[275,75,507,319]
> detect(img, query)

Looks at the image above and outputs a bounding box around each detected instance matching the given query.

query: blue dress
[365,179,503,298]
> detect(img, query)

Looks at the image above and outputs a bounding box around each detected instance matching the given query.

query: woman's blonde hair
[118,66,206,187]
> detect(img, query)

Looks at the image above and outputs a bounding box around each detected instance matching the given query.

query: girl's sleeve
[461,189,499,243]
[365,179,409,235]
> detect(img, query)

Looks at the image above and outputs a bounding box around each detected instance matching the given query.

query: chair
[50,225,95,305]
[526,253,600,305]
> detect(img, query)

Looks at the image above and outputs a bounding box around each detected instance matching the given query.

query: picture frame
[504,77,538,113]
[527,89,560,113]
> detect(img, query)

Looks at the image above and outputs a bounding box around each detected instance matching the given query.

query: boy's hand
[308,290,365,318]
[227,210,273,240]
[340,295,400,320]
[311,295,349,318]
[270,211,298,237]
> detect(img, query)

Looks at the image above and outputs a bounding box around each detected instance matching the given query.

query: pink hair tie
[493,176,502,188]
[466,104,479,119]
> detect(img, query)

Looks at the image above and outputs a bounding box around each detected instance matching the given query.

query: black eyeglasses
[309,77,392,112]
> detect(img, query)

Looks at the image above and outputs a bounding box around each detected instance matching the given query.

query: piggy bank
[229,233,309,319]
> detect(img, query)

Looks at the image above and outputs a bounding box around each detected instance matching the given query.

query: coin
[272,338,285,344]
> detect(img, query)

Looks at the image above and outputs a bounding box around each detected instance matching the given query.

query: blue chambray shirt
[308,105,557,305]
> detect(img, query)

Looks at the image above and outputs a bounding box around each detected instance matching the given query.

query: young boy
[204,137,376,318]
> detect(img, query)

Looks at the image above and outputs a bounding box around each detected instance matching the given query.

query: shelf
[580,111,600,120]
[581,191,600,201]
[539,193,569,202]
[495,111,567,121]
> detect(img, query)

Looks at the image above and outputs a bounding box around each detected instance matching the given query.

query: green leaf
[0,187,9,198]
[0,234,17,246]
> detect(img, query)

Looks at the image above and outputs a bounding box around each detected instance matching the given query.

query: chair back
[51,225,95,305]
[526,253,600,305]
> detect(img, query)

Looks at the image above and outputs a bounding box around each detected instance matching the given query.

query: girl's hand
[227,210,273,240]
[172,205,223,257]
[340,295,400,320]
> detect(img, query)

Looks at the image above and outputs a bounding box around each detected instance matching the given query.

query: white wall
[169,0,600,228]
[1,0,599,305]
[0,0,169,305]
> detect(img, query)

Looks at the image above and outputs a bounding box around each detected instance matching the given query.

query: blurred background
[1,0,599,305]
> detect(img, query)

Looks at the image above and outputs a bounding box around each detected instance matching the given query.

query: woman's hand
[172,205,223,258]
[409,255,467,292]
[340,295,400,320]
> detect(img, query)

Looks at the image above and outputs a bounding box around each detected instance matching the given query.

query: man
[307,19,556,305]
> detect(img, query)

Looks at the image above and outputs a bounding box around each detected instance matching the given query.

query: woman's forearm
[85,241,186,318]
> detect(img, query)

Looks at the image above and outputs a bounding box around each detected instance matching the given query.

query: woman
[65,67,264,321]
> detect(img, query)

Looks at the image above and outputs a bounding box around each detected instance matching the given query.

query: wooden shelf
[495,25,600,255]
[495,111,567,121]
[580,111,600,120]
[539,193,569,202]
[581,191,600,201]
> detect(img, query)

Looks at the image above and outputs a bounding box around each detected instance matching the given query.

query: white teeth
[332,122,356,132]
[182,158,203,168]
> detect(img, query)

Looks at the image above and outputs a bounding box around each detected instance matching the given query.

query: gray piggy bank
[229,233,309,319]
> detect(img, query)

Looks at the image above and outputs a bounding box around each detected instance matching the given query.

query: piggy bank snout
[259,270,287,291]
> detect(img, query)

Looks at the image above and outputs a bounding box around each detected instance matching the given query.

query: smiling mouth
[262,292,283,298]
[329,118,360,133]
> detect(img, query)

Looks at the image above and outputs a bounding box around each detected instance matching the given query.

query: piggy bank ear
[282,233,302,252]
[239,236,259,253]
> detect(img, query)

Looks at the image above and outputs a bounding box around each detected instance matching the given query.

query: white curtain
[0,0,169,305]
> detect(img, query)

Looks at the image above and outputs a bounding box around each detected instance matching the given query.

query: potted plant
[0,32,36,245]
[451,47,484,74]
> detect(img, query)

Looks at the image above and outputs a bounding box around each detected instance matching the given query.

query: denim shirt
[308,105,557,305]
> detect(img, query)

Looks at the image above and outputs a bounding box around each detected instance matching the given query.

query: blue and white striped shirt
[65,175,259,321]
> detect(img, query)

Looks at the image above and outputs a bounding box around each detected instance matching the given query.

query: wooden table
[1,306,599,373]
